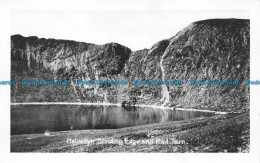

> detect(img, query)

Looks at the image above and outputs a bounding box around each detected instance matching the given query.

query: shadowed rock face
[11,19,250,112]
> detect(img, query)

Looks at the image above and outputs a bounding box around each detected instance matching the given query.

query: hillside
[11,19,250,112]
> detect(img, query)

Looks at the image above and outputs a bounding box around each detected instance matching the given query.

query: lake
[11,105,215,135]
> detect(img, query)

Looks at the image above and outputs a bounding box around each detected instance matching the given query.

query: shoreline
[10,102,228,114]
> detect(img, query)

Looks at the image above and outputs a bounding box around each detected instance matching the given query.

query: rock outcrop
[11,19,250,112]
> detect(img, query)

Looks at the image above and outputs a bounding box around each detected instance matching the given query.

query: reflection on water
[11,105,215,135]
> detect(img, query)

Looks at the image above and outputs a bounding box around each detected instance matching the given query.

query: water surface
[11,105,215,135]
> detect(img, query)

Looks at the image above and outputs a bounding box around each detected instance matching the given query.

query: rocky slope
[11,19,250,112]
[160,19,250,112]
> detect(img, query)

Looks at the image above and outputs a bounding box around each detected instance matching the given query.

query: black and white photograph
[0,0,260,162]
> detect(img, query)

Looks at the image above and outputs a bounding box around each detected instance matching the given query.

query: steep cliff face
[161,19,250,111]
[11,19,250,112]
[11,35,132,103]
[124,39,170,105]
[11,35,131,75]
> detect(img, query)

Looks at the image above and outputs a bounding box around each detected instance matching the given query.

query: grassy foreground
[11,112,249,153]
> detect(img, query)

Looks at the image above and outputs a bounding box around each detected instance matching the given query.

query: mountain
[11,19,250,112]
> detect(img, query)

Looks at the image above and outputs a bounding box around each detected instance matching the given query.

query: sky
[11,9,249,51]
